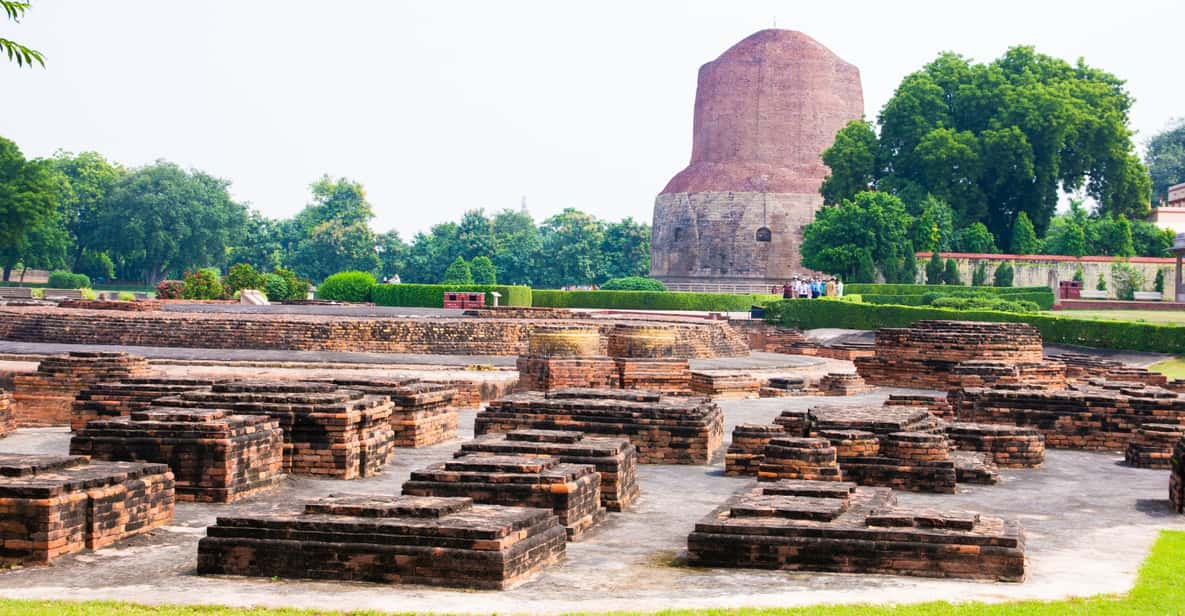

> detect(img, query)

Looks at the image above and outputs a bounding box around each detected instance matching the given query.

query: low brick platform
[946,423,1045,468]
[197,495,567,589]
[403,455,606,540]
[70,408,284,502]
[517,356,619,391]
[71,376,224,432]
[154,381,394,479]
[806,404,942,436]
[615,358,691,393]
[57,299,163,312]
[0,390,14,437]
[315,378,458,448]
[724,423,785,476]
[954,380,1185,451]
[1047,352,1169,386]
[759,376,807,398]
[0,307,749,357]
[833,432,961,494]
[854,320,1057,391]
[0,453,174,565]
[476,389,724,464]
[757,437,841,481]
[816,372,870,396]
[457,430,639,511]
[884,394,954,421]
[687,480,1025,581]
[690,371,761,399]
[13,351,154,427]
[1125,423,1185,469]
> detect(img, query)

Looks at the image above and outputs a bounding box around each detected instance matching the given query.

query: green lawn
[1150,357,1185,379]
[1059,309,1185,324]
[0,530,1182,616]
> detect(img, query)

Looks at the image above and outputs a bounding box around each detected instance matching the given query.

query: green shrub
[942,258,961,285]
[47,271,91,289]
[272,267,310,300]
[1096,271,1107,291]
[76,251,115,282]
[155,279,183,299]
[181,270,223,300]
[1073,265,1085,284]
[224,263,263,294]
[262,273,289,302]
[929,296,1038,313]
[1111,262,1144,301]
[370,284,531,308]
[470,256,497,285]
[316,271,376,302]
[971,262,988,287]
[1155,268,1166,293]
[116,292,135,301]
[925,252,944,284]
[532,290,779,311]
[442,257,473,285]
[764,299,1185,353]
[844,283,1054,310]
[993,262,1014,287]
[600,277,667,291]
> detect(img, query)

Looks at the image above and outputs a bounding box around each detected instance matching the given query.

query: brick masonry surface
[686,480,1025,581]
[0,453,174,564]
[14,351,154,427]
[197,494,566,590]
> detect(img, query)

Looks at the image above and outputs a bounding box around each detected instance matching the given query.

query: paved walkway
[0,389,1179,613]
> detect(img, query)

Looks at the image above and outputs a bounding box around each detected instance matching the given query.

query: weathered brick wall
[0,307,747,358]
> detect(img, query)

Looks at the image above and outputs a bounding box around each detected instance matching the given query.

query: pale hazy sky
[2,1,1181,237]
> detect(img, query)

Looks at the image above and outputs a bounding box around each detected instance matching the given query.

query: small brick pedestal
[197,495,567,589]
[13,351,154,427]
[477,389,724,464]
[403,455,606,540]
[609,325,691,393]
[154,381,394,479]
[0,453,174,565]
[757,437,842,481]
[516,327,617,391]
[816,372,870,396]
[947,422,1045,468]
[1125,423,1185,469]
[724,424,785,476]
[687,480,1025,581]
[884,394,954,421]
[457,429,639,511]
[318,378,458,447]
[70,408,284,502]
[71,376,223,432]
[690,371,762,399]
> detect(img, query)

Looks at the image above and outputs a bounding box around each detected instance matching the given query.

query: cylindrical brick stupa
[649,29,864,290]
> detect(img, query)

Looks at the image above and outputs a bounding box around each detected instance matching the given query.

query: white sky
[2,1,1181,237]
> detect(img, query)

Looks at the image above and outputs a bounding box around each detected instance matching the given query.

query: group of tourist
[777,276,843,299]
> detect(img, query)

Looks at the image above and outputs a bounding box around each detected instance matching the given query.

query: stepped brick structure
[816,372,870,396]
[0,389,14,437]
[0,453,174,564]
[476,389,724,464]
[954,380,1185,451]
[0,307,749,358]
[760,375,808,397]
[687,480,1025,581]
[516,327,618,392]
[403,455,606,540]
[690,371,762,398]
[69,408,284,502]
[315,378,458,447]
[855,321,1061,391]
[650,29,864,288]
[154,381,394,479]
[806,404,942,436]
[884,394,955,421]
[13,351,154,427]
[757,437,841,481]
[946,423,1045,468]
[1125,423,1185,469]
[725,423,785,476]
[197,495,567,589]
[608,325,692,393]
[1047,352,1170,386]
[457,430,639,511]
[71,376,224,432]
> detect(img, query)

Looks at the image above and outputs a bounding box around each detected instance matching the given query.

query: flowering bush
[181,270,224,300]
[156,279,184,299]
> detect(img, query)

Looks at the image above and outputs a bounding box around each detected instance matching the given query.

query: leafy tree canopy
[1146,119,1185,203]
[800,191,912,282]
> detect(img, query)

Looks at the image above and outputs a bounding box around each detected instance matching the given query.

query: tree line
[0,136,650,287]
[803,45,1181,283]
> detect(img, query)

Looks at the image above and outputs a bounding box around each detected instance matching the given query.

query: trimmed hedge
[600,277,668,291]
[849,284,1054,310]
[861,290,1054,310]
[316,271,376,302]
[532,290,780,311]
[765,298,1185,354]
[47,271,91,289]
[371,284,531,308]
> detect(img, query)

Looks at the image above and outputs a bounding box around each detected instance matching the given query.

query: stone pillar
[1173,234,1185,302]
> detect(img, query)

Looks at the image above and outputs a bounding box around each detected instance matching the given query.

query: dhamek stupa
[649,29,864,290]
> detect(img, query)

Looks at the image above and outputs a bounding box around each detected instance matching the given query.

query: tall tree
[456,209,495,260]
[818,46,1151,239]
[1009,212,1039,255]
[375,230,408,280]
[229,210,284,272]
[50,150,124,267]
[291,219,380,282]
[91,161,248,284]
[800,192,913,282]
[1146,119,1185,203]
[1,1,44,67]
[601,217,650,280]
[491,209,541,286]
[538,208,605,287]
[0,137,59,280]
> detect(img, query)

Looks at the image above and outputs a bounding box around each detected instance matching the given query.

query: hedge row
[532,290,780,311]
[861,290,1054,310]
[764,298,1185,354]
[845,283,1050,296]
[370,284,531,308]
